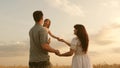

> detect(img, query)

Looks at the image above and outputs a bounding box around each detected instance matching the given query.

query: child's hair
[43,19,51,28]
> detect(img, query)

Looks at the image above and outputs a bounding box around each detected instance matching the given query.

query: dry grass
[93,64,120,68]
[0,64,120,68]
[0,65,27,68]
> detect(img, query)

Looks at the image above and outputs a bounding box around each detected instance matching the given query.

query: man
[29,10,59,68]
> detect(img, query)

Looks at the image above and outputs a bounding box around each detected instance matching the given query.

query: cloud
[45,0,84,16]
[112,17,120,25]
[90,23,120,45]
[0,40,66,57]
[88,51,101,57]
[0,41,29,57]
[111,47,120,53]
[101,0,119,8]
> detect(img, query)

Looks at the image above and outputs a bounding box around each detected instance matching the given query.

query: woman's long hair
[43,19,51,28]
[74,24,89,53]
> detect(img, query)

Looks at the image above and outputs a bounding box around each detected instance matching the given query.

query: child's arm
[47,38,51,44]
[48,30,70,46]
[48,31,59,40]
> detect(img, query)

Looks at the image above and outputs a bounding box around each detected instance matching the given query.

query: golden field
[0,64,120,68]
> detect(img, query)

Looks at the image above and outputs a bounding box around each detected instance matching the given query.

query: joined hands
[54,50,61,56]
[57,37,65,42]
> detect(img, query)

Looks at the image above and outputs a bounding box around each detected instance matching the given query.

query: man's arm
[39,28,60,54]
[41,43,58,53]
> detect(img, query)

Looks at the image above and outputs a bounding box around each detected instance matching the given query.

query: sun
[113,17,120,24]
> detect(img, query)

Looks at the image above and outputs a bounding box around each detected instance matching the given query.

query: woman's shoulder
[72,37,81,44]
[71,37,78,43]
[72,37,78,40]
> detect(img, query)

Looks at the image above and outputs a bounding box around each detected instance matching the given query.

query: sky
[0,0,120,66]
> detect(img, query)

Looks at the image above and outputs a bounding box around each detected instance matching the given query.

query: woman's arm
[59,49,74,56]
[61,39,71,46]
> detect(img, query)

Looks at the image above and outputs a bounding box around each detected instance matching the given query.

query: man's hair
[33,10,43,23]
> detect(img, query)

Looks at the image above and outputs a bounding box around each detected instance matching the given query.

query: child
[43,19,61,42]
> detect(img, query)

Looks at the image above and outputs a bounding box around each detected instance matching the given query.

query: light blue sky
[0,0,120,66]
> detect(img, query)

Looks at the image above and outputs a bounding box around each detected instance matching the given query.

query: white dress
[70,37,92,68]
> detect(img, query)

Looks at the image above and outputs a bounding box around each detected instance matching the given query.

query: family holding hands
[29,10,92,68]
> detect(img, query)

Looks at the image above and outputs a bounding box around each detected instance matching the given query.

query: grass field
[0,64,120,68]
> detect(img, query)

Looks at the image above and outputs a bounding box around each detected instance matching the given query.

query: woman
[43,19,61,42]
[59,24,92,68]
